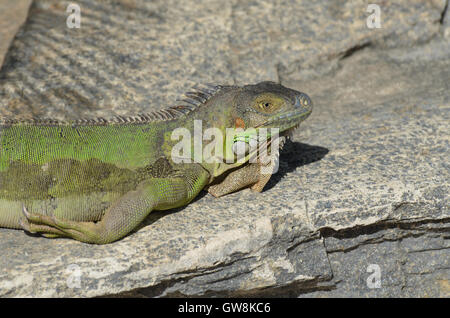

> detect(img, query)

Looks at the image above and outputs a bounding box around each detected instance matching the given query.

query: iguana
[0,81,312,244]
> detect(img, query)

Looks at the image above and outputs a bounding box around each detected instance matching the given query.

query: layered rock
[0,0,448,297]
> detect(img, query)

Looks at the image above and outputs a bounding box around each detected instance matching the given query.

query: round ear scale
[232,140,249,157]
[234,117,245,129]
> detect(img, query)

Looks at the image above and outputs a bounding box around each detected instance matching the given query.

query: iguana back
[0,119,180,228]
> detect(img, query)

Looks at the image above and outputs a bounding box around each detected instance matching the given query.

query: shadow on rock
[264,141,329,192]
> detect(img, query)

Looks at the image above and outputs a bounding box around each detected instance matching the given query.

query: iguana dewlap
[0,81,312,243]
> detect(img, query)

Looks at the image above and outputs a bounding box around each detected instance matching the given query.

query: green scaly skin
[0,81,312,244]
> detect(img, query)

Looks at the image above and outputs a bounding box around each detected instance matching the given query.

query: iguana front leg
[207,160,274,197]
[20,164,210,244]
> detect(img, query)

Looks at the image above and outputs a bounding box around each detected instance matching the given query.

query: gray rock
[0,0,32,68]
[0,0,449,297]
[441,0,450,35]
[0,0,446,117]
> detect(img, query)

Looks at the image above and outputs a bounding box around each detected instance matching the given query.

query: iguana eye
[253,93,284,113]
[260,102,271,109]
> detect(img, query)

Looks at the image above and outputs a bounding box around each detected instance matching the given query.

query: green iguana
[0,81,312,244]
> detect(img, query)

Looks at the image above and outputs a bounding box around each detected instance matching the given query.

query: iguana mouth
[258,108,312,131]
[263,102,312,152]
[256,107,311,146]
[234,107,311,161]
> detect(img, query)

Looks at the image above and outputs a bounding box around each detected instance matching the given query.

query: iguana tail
[0,200,22,229]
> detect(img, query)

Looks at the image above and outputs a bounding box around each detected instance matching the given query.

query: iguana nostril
[301,94,312,108]
[294,93,312,109]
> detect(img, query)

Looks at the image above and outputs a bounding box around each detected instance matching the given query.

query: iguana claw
[19,205,34,232]
[21,204,56,226]
[19,204,67,238]
[22,204,30,218]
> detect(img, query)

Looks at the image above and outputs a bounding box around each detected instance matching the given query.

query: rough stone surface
[0,0,33,68]
[443,0,450,37]
[0,0,449,297]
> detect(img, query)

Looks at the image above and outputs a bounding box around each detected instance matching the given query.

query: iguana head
[168,81,312,177]
[227,81,313,163]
